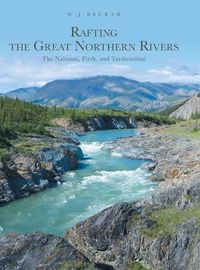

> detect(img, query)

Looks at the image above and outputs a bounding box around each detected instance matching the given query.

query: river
[0,129,157,236]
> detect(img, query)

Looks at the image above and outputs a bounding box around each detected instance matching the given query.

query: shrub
[127,262,151,270]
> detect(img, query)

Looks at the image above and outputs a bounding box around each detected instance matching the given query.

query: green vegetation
[0,97,174,139]
[128,212,139,226]
[0,148,10,162]
[0,97,51,136]
[64,109,175,125]
[14,140,49,153]
[141,203,200,239]
[0,136,12,148]
[0,98,134,135]
[58,108,132,123]
[0,96,175,161]
[58,261,96,270]
[160,120,200,139]
[131,112,175,125]
[126,262,151,270]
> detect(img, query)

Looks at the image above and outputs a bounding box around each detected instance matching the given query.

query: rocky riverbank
[0,115,137,205]
[106,126,200,207]
[53,115,137,132]
[66,127,200,270]
[1,126,200,269]
[0,128,83,205]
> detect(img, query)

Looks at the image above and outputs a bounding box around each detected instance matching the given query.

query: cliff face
[53,116,137,132]
[0,130,83,205]
[85,116,136,131]
[170,93,200,120]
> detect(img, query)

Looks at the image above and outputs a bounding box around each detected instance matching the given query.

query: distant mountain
[2,87,39,101]
[170,93,200,120]
[3,76,200,111]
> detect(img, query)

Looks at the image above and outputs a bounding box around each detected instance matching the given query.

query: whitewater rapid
[0,129,157,236]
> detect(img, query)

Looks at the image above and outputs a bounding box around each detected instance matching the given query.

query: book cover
[0,1,200,269]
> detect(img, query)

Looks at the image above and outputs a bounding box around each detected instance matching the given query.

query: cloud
[147,65,200,83]
[0,58,200,93]
[0,58,136,92]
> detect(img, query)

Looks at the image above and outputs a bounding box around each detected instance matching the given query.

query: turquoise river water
[0,129,157,236]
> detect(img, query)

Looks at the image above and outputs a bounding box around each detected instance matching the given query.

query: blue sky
[0,0,200,91]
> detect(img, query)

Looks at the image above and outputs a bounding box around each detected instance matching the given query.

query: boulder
[0,232,89,270]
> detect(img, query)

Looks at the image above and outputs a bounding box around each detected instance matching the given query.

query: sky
[0,0,200,92]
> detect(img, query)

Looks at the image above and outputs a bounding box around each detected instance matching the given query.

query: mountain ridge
[2,76,200,111]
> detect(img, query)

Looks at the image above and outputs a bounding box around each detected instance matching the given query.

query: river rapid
[0,129,157,236]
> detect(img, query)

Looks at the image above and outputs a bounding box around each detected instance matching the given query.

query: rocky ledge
[0,232,92,270]
[106,127,200,207]
[0,232,116,270]
[66,128,200,270]
[0,128,83,205]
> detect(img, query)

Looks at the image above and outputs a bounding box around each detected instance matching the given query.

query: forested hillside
[0,97,174,137]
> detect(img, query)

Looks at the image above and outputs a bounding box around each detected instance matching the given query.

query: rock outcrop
[170,93,200,120]
[0,131,83,205]
[0,232,116,270]
[105,129,200,207]
[67,202,200,270]
[84,116,136,131]
[66,128,200,270]
[0,232,90,270]
[53,116,136,132]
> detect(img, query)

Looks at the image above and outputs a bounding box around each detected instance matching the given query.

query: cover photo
[0,1,200,270]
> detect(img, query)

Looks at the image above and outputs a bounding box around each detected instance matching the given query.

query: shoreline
[0,115,137,206]
[1,124,200,269]
[0,128,83,206]
[66,126,200,269]
[107,126,200,206]
[0,128,154,238]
